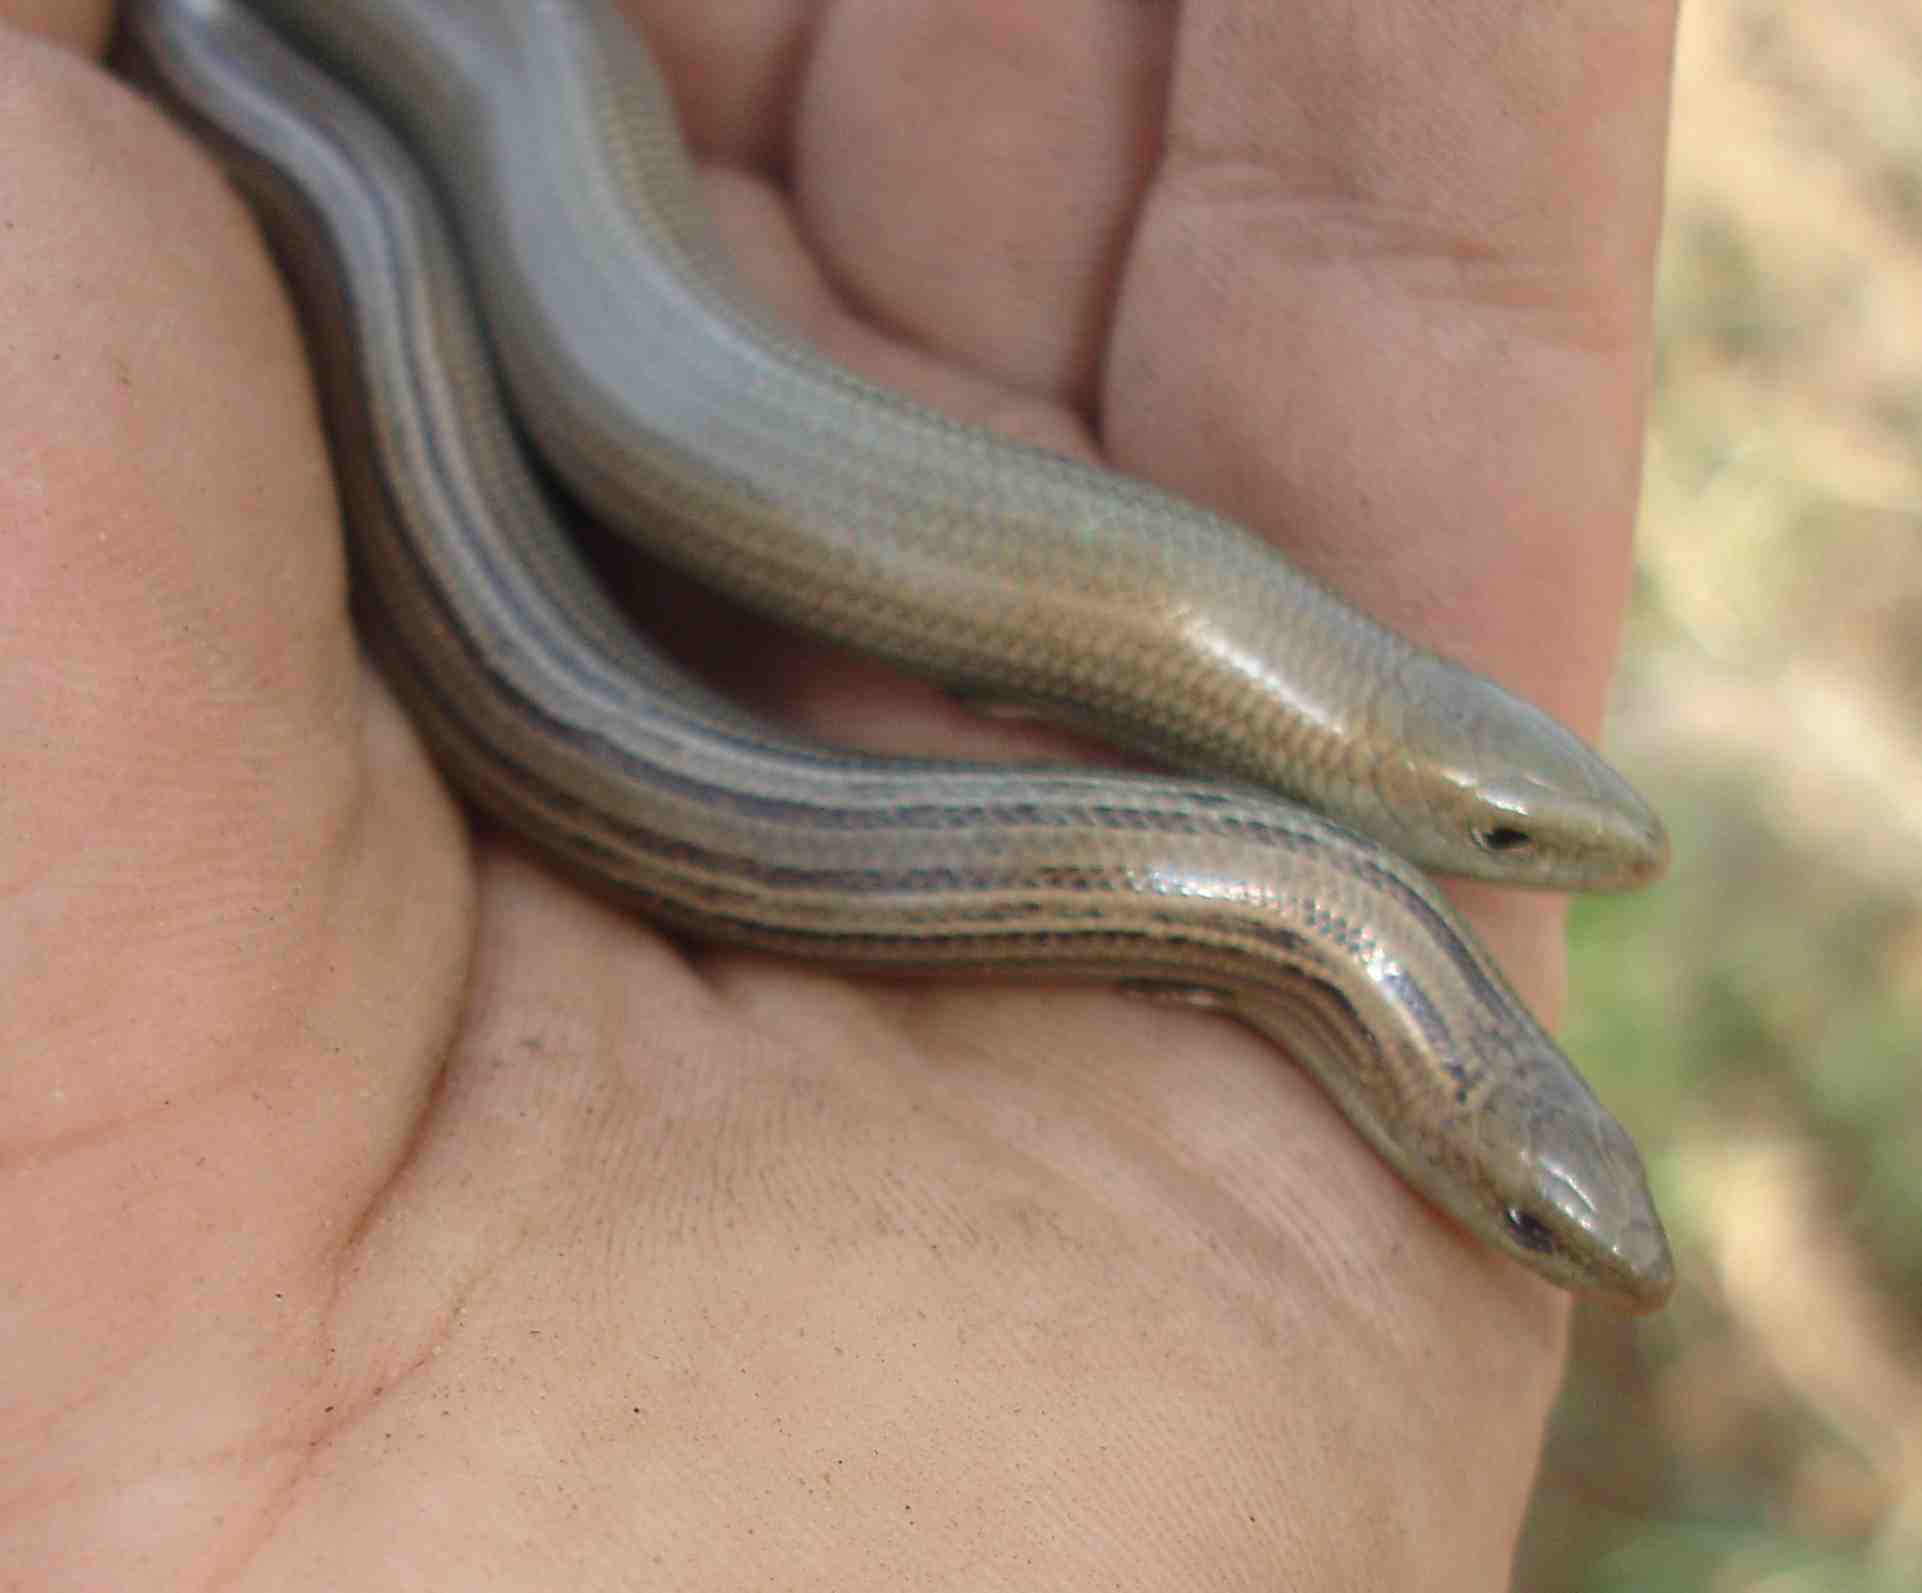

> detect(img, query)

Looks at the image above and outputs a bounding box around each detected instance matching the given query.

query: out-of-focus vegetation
[1517,1,1922,1587]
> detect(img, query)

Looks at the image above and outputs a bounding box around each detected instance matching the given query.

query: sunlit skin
[6,1,1679,1587]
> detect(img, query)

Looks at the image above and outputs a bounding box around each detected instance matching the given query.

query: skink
[234,0,1666,893]
[119,0,1675,1308]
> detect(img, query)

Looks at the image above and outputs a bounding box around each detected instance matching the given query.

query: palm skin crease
[2,0,1676,1586]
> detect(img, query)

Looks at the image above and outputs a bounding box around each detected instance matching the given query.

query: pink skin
[3,1,1676,1587]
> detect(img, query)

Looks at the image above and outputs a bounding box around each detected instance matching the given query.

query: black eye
[1475,825,1534,854]
[1504,1207,1558,1255]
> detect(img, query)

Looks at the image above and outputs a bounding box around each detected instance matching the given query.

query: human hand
[4,1,1676,1586]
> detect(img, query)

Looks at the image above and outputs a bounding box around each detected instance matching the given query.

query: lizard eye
[1504,1206,1558,1255]
[1475,825,1535,855]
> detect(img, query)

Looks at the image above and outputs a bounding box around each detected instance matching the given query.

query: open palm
[6,1,1677,1585]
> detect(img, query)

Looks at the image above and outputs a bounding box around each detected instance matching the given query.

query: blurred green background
[1515,1,1922,1587]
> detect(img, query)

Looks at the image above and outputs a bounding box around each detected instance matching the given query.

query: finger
[1111,0,1678,730]
[1109,0,1673,1012]
[0,0,112,54]
[635,0,1169,450]
[783,0,1171,403]
[621,0,809,165]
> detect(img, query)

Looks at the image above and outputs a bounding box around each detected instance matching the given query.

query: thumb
[3,28,468,1525]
